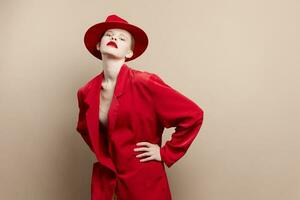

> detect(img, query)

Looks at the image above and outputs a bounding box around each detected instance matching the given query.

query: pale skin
[96,28,162,163]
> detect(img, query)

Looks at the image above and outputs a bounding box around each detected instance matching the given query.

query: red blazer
[76,63,204,200]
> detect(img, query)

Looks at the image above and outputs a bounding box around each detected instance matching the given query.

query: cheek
[100,40,106,48]
[100,37,109,47]
[118,43,131,53]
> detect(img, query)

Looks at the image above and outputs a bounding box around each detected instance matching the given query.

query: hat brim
[84,21,148,62]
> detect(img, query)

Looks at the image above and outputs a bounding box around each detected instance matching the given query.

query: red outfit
[76,63,204,200]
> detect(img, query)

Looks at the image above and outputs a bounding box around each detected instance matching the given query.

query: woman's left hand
[134,142,162,162]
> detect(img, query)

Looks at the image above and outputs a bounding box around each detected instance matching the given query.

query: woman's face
[97,28,134,60]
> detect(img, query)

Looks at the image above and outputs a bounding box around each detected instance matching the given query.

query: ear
[125,50,133,59]
[96,42,100,51]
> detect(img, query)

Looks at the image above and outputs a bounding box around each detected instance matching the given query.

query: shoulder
[128,67,174,97]
[130,67,152,83]
[129,67,165,87]
[77,73,102,98]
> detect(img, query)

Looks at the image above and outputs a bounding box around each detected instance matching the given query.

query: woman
[76,14,204,200]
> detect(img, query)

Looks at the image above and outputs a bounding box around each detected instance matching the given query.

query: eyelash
[105,33,126,41]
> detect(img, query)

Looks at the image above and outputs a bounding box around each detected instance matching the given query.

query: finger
[136,142,152,147]
[140,156,154,162]
[136,152,151,158]
[133,147,149,152]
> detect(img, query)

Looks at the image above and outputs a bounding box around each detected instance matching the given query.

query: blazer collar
[110,62,130,98]
[85,63,131,105]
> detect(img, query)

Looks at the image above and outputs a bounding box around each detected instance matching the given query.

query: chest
[93,75,163,144]
[99,84,116,127]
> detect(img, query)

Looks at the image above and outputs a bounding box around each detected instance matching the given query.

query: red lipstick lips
[107,41,118,48]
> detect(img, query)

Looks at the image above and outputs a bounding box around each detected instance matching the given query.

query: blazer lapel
[83,63,131,173]
[107,63,130,130]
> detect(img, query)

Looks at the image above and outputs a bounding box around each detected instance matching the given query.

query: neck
[101,55,125,82]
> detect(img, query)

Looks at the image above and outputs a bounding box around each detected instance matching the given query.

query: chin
[101,52,124,60]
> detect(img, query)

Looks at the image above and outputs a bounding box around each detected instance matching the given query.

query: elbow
[195,106,204,125]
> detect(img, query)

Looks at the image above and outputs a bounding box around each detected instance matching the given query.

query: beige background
[1,0,299,199]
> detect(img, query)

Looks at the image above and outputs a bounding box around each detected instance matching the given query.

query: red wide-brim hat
[84,14,149,62]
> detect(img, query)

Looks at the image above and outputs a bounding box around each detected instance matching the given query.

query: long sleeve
[76,88,94,153]
[148,74,204,168]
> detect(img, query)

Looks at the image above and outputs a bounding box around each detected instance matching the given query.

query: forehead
[105,28,132,37]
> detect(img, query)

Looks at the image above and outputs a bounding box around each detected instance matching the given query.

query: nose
[110,36,117,41]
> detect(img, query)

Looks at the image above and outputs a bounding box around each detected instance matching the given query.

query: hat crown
[105,14,128,24]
